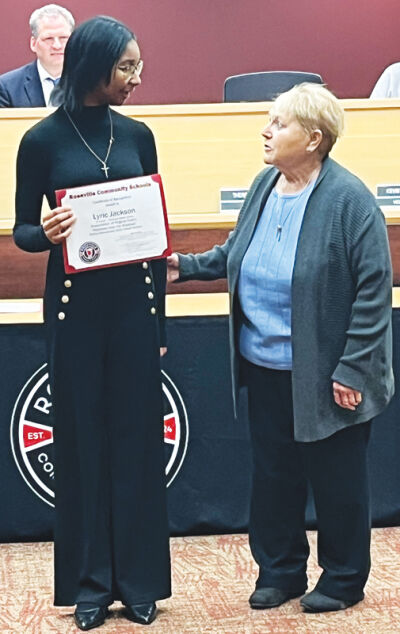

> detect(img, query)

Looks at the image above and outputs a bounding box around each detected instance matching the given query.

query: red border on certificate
[56,174,171,274]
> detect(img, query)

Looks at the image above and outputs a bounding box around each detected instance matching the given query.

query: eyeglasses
[117,59,144,78]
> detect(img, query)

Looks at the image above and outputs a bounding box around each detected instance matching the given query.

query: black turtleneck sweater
[14,105,166,341]
[14,105,158,252]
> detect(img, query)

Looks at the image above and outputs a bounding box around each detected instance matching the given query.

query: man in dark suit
[0,4,74,107]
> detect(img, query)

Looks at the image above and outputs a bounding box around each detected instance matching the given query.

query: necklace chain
[64,107,114,179]
[275,179,313,241]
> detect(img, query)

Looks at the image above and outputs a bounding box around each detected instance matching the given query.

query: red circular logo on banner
[10,365,189,507]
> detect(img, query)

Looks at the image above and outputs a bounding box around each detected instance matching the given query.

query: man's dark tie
[47,78,60,106]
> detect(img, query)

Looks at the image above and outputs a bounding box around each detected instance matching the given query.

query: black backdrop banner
[1,312,400,542]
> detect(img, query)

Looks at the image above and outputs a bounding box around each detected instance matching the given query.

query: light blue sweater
[238,181,314,369]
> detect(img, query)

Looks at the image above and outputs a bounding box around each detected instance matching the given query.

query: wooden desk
[0,100,399,298]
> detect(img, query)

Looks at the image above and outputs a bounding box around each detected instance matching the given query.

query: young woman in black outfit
[14,16,170,630]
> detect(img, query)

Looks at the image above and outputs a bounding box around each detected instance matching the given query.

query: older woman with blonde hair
[168,83,394,613]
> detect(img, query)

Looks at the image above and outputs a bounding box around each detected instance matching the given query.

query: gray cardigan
[179,157,394,441]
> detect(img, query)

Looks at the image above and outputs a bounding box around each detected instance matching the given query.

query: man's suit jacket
[0,61,45,107]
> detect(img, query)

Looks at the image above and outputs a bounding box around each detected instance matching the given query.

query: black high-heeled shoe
[123,602,157,625]
[74,604,109,631]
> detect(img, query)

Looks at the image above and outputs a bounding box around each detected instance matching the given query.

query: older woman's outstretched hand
[167,253,180,282]
[43,206,76,244]
[332,381,362,411]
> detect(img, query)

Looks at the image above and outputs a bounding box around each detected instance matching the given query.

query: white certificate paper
[57,174,170,273]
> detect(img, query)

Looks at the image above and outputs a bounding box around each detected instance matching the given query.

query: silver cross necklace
[64,107,114,178]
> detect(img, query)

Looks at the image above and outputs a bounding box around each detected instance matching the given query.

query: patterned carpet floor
[1,528,400,633]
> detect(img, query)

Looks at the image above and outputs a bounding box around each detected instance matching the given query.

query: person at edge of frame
[14,15,170,631]
[0,4,74,107]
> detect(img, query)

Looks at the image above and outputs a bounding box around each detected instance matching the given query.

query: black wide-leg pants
[243,360,371,602]
[46,260,171,607]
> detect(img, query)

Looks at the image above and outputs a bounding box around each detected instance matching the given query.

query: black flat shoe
[124,602,157,625]
[74,604,109,630]
[300,589,362,613]
[249,587,303,609]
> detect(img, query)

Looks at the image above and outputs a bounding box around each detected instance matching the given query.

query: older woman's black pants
[243,361,371,602]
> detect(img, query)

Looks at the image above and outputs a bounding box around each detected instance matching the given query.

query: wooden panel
[388,226,400,285]
[0,236,48,299]
[2,100,399,297]
[2,222,399,299]
[0,231,229,299]
[167,228,229,294]
[1,100,400,232]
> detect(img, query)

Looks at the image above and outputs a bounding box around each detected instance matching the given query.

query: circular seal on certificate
[79,241,101,263]
[10,365,189,507]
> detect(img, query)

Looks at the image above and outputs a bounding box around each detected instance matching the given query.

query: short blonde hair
[270,83,344,157]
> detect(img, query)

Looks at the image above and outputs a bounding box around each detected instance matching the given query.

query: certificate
[56,174,171,274]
